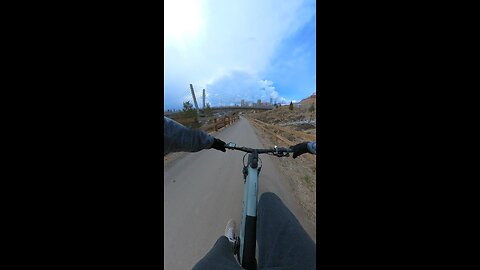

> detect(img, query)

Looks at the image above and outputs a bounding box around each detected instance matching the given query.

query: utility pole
[202,89,205,110]
[189,84,200,116]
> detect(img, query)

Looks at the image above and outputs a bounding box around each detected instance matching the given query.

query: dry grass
[246,108,317,226]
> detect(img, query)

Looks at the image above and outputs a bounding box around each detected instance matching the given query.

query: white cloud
[164,0,315,108]
[203,71,291,106]
[164,0,204,43]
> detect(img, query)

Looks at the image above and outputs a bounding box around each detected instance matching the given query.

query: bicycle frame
[239,150,260,269]
[226,143,291,270]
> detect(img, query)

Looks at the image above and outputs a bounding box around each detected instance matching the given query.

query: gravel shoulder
[248,118,317,229]
[245,107,317,231]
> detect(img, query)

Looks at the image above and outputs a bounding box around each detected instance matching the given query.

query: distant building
[241,99,245,107]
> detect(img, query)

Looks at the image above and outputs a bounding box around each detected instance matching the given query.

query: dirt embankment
[245,104,317,227]
[250,103,316,138]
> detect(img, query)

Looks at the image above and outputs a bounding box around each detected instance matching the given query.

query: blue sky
[164,0,316,110]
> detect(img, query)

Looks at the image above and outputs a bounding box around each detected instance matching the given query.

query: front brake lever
[276,148,290,157]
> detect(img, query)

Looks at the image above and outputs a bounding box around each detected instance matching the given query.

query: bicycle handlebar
[225,143,293,157]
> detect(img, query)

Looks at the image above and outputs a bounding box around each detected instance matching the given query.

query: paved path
[164,116,315,270]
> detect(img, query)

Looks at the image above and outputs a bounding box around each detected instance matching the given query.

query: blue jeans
[192,192,316,270]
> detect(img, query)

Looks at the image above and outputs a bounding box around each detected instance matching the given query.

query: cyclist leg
[192,236,242,270]
[257,192,316,269]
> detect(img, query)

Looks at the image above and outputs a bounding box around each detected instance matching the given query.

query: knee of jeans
[259,192,282,209]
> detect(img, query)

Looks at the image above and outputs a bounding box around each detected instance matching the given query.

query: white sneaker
[224,219,236,244]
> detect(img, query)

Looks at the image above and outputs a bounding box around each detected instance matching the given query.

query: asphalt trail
[164,116,315,270]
